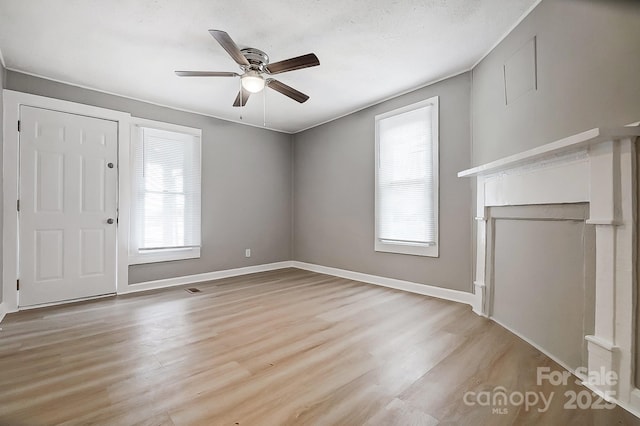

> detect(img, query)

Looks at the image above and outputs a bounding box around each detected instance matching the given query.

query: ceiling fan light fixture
[241,71,265,93]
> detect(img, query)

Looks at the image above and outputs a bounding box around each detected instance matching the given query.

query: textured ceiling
[0,0,538,133]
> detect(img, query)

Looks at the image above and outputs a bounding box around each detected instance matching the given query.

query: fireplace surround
[459,126,640,414]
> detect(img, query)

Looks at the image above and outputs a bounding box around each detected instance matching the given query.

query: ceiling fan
[175,30,320,107]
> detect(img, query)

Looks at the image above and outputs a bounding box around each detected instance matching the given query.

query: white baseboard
[622,390,640,419]
[0,301,6,323]
[125,260,475,307]
[291,261,475,307]
[492,316,640,418]
[1,260,475,322]
[490,316,577,376]
[120,261,294,294]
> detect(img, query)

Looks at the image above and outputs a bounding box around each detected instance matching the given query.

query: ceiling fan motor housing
[240,48,269,72]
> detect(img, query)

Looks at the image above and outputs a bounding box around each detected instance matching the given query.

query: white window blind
[130,125,201,263]
[375,97,439,257]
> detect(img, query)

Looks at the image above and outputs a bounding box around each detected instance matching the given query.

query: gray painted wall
[472,0,640,165]
[5,71,293,284]
[2,0,635,300]
[293,73,472,292]
[488,204,595,370]
[493,218,591,370]
[0,62,4,303]
[636,149,640,386]
[470,0,638,375]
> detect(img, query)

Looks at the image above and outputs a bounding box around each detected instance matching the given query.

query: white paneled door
[19,106,118,306]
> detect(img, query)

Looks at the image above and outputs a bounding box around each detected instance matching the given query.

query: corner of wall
[469,68,477,288]
[290,132,296,261]
[0,60,5,307]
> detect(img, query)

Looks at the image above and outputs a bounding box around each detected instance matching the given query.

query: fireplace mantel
[459,125,640,415]
[459,127,640,178]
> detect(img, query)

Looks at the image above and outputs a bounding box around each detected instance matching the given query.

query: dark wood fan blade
[175,71,239,77]
[266,53,319,75]
[266,79,309,103]
[233,87,252,107]
[209,30,250,66]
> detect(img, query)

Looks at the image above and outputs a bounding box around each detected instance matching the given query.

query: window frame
[374,96,439,257]
[129,118,202,265]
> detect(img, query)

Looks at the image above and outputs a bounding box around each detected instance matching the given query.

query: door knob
[107,162,114,169]
[107,218,114,224]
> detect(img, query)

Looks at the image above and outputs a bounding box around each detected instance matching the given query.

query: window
[375,96,439,257]
[129,122,201,264]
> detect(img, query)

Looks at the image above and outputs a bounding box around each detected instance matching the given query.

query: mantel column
[585,138,636,401]
[473,176,488,316]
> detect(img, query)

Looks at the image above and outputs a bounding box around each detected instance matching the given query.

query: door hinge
[17,279,19,291]
[17,120,20,132]
[17,199,20,212]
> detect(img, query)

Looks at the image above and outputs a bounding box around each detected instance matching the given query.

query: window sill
[129,247,201,265]
[375,240,439,257]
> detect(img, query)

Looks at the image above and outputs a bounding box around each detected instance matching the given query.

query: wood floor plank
[0,268,638,425]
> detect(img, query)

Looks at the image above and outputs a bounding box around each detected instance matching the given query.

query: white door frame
[2,90,131,313]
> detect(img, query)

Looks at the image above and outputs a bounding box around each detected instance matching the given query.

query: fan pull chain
[239,78,243,121]
[263,87,267,127]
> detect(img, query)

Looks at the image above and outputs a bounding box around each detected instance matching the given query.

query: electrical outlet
[245,249,251,258]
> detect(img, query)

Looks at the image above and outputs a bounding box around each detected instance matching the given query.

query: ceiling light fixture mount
[239,48,269,93]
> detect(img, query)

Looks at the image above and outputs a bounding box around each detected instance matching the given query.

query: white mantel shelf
[458,124,640,417]
[459,126,640,178]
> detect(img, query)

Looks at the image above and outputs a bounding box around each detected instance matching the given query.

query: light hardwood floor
[0,268,638,425]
